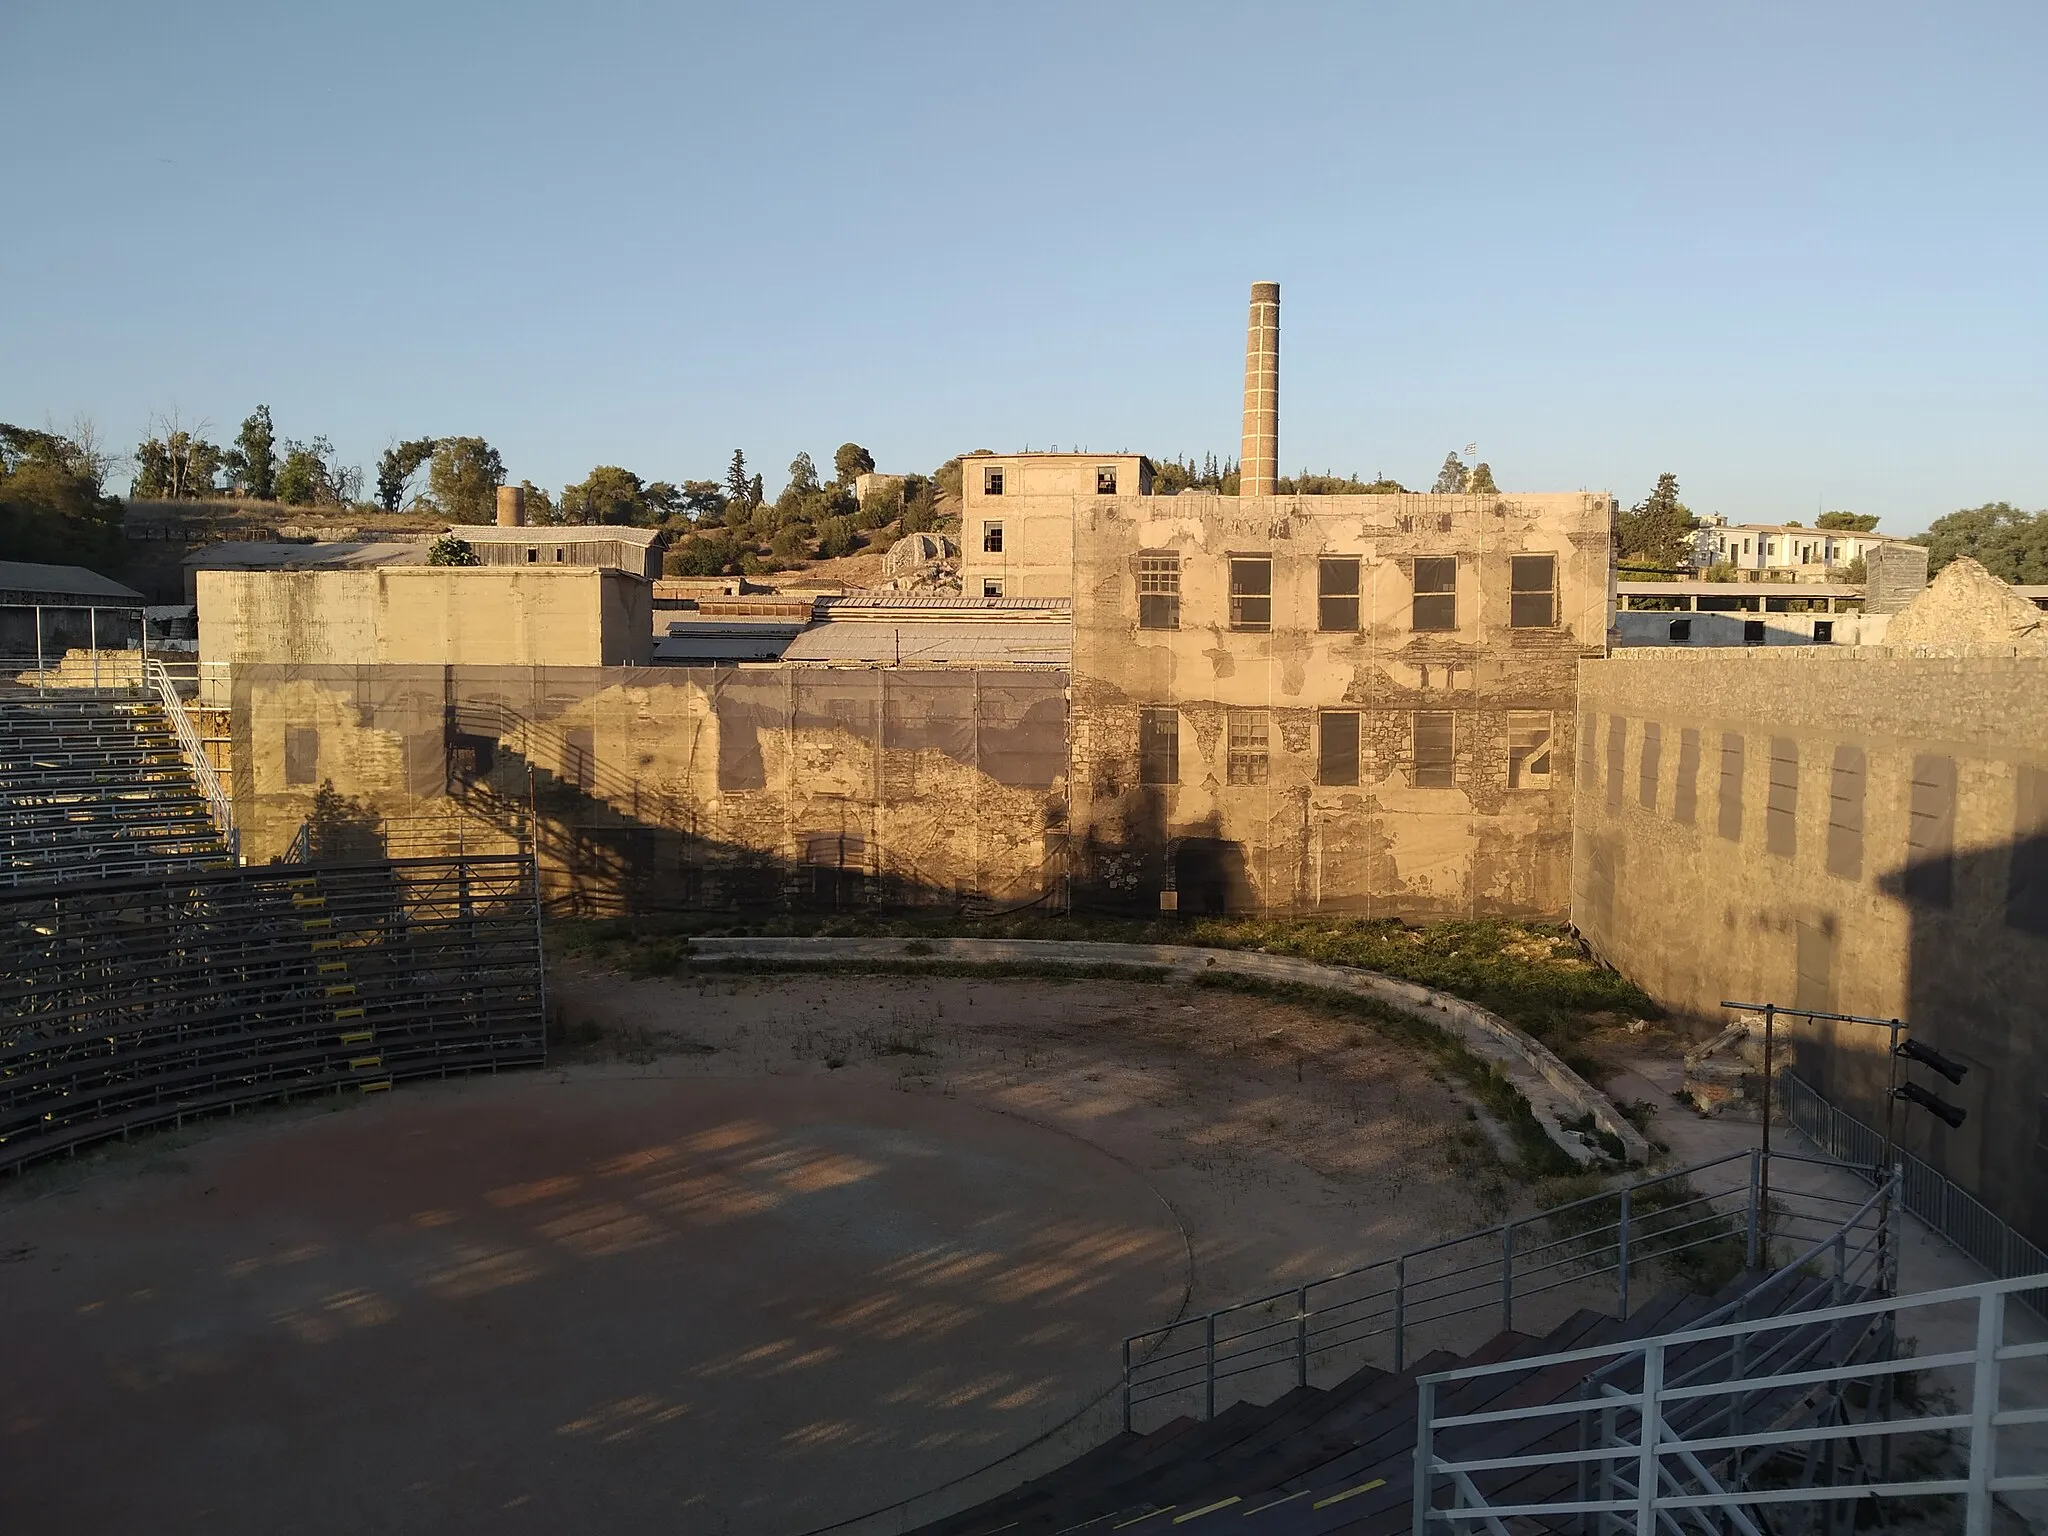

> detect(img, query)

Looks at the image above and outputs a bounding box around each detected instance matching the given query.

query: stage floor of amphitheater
[0,1074,1190,1535]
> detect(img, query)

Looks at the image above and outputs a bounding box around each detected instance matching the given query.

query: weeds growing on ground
[549,912,1655,1071]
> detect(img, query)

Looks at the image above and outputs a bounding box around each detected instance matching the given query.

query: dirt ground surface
[0,970,1511,1536]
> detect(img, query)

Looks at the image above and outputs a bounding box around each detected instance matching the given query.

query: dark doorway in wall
[1173,836,1253,914]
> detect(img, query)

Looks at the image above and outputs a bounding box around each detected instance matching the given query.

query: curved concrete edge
[678,936,1649,1168]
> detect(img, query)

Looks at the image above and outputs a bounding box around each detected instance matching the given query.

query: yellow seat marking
[1310,1479,1385,1511]
[1172,1496,1240,1522]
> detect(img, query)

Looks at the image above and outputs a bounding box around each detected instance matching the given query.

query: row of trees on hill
[0,420,124,567]
[1146,449,1495,498]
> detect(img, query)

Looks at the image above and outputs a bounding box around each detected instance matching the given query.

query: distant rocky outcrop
[882,531,960,593]
[1882,556,2047,651]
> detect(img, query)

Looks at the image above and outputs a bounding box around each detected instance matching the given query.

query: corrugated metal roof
[461,524,665,546]
[182,541,426,571]
[0,561,146,601]
[780,621,1071,666]
[817,595,1070,614]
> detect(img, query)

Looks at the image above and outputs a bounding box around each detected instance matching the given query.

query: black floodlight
[1896,1038,1968,1085]
[1895,1082,1967,1129]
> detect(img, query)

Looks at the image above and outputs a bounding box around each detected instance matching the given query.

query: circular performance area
[1,969,1503,1535]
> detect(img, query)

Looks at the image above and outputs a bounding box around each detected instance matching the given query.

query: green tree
[520,480,558,524]
[723,450,754,514]
[769,523,812,562]
[1815,510,1880,532]
[1432,453,1469,495]
[833,443,875,486]
[1467,462,1499,495]
[376,437,437,512]
[426,533,480,565]
[1361,477,1408,494]
[427,436,504,524]
[666,531,743,577]
[562,465,652,525]
[233,405,277,500]
[274,437,357,507]
[1914,503,2048,583]
[1616,472,1696,571]
[132,419,228,499]
[817,515,860,558]
[0,422,124,567]
[679,480,726,522]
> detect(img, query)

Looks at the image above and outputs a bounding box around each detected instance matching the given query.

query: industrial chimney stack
[1239,281,1280,497]
[495,484,526,528]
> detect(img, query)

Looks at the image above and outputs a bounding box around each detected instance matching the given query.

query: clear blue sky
[5,1,2042,533]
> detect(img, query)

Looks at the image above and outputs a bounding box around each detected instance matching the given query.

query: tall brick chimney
[1239,281,1279,497]
[495,484,526,528]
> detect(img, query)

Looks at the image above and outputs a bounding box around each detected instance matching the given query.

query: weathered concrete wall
[1069,492,1612,916]
[1572,648,2048,1243]
[959,454,1152,599]
[198,567,653,673]
[231,664,1068,914]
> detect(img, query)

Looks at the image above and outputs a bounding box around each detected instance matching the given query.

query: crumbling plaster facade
[1068,491,1614,916]
[1572,648,2048,1244]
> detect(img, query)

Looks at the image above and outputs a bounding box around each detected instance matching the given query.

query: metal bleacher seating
[0,692,232,886]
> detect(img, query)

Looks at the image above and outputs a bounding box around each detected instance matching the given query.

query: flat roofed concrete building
[959,453,1153,599]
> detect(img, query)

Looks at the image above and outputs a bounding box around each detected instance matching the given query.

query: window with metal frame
[1226,710,1269,784]
[1318,557,1360,632]
[982,521,1003,553]
[1138,708,1178,785]
[1136,551,1180,630]
[1317,711,1360,786]
[1509,554,1556,627]
[1412,557,1457,631]
[982,465,1004,495]
[1229,557,1272,631]
[1413,711,1455,787]
[1095,466,1118,495]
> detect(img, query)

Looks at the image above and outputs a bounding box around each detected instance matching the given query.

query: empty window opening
[1744,620,1767,646]
[1510,555,1557,628]
[1905,754,1957,908]
[1138,708,1179,785]
[1606,714,1628,811]
[284,726,319,787]
[1318,711,1361,786]
[1229,556,1272,631]
[1226,711,1270,785]
[1669,618,1693,643]
[1717,732,1745,842]
[1675,727,1701,825]
[1414,712,1456,788]
[1639,721,1662,809]
[982,521,1003,553]
[526,547,539,563]
[1813,620,1834,644]
[1137,551,1180,630]
[554,547,565,562]
[982,465,1004,495]
[1095,466,1118,495]
[1318,557,1361,632]
[1412,556,1457,631]
[1508,710,1552,789]
[1766,737,1799,858]
[1826,744,1866,881]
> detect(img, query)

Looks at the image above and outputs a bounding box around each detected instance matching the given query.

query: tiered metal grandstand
[1,660,236,885]
[0,640,547,1172]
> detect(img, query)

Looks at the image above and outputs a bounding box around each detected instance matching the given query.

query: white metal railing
[1414,1266,2048,1536]
[1122,1149,1879,1431]
[1781,1071,2048,1321]
[146,658,238,862]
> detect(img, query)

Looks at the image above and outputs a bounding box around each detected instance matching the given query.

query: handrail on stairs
[146,658,238,863]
